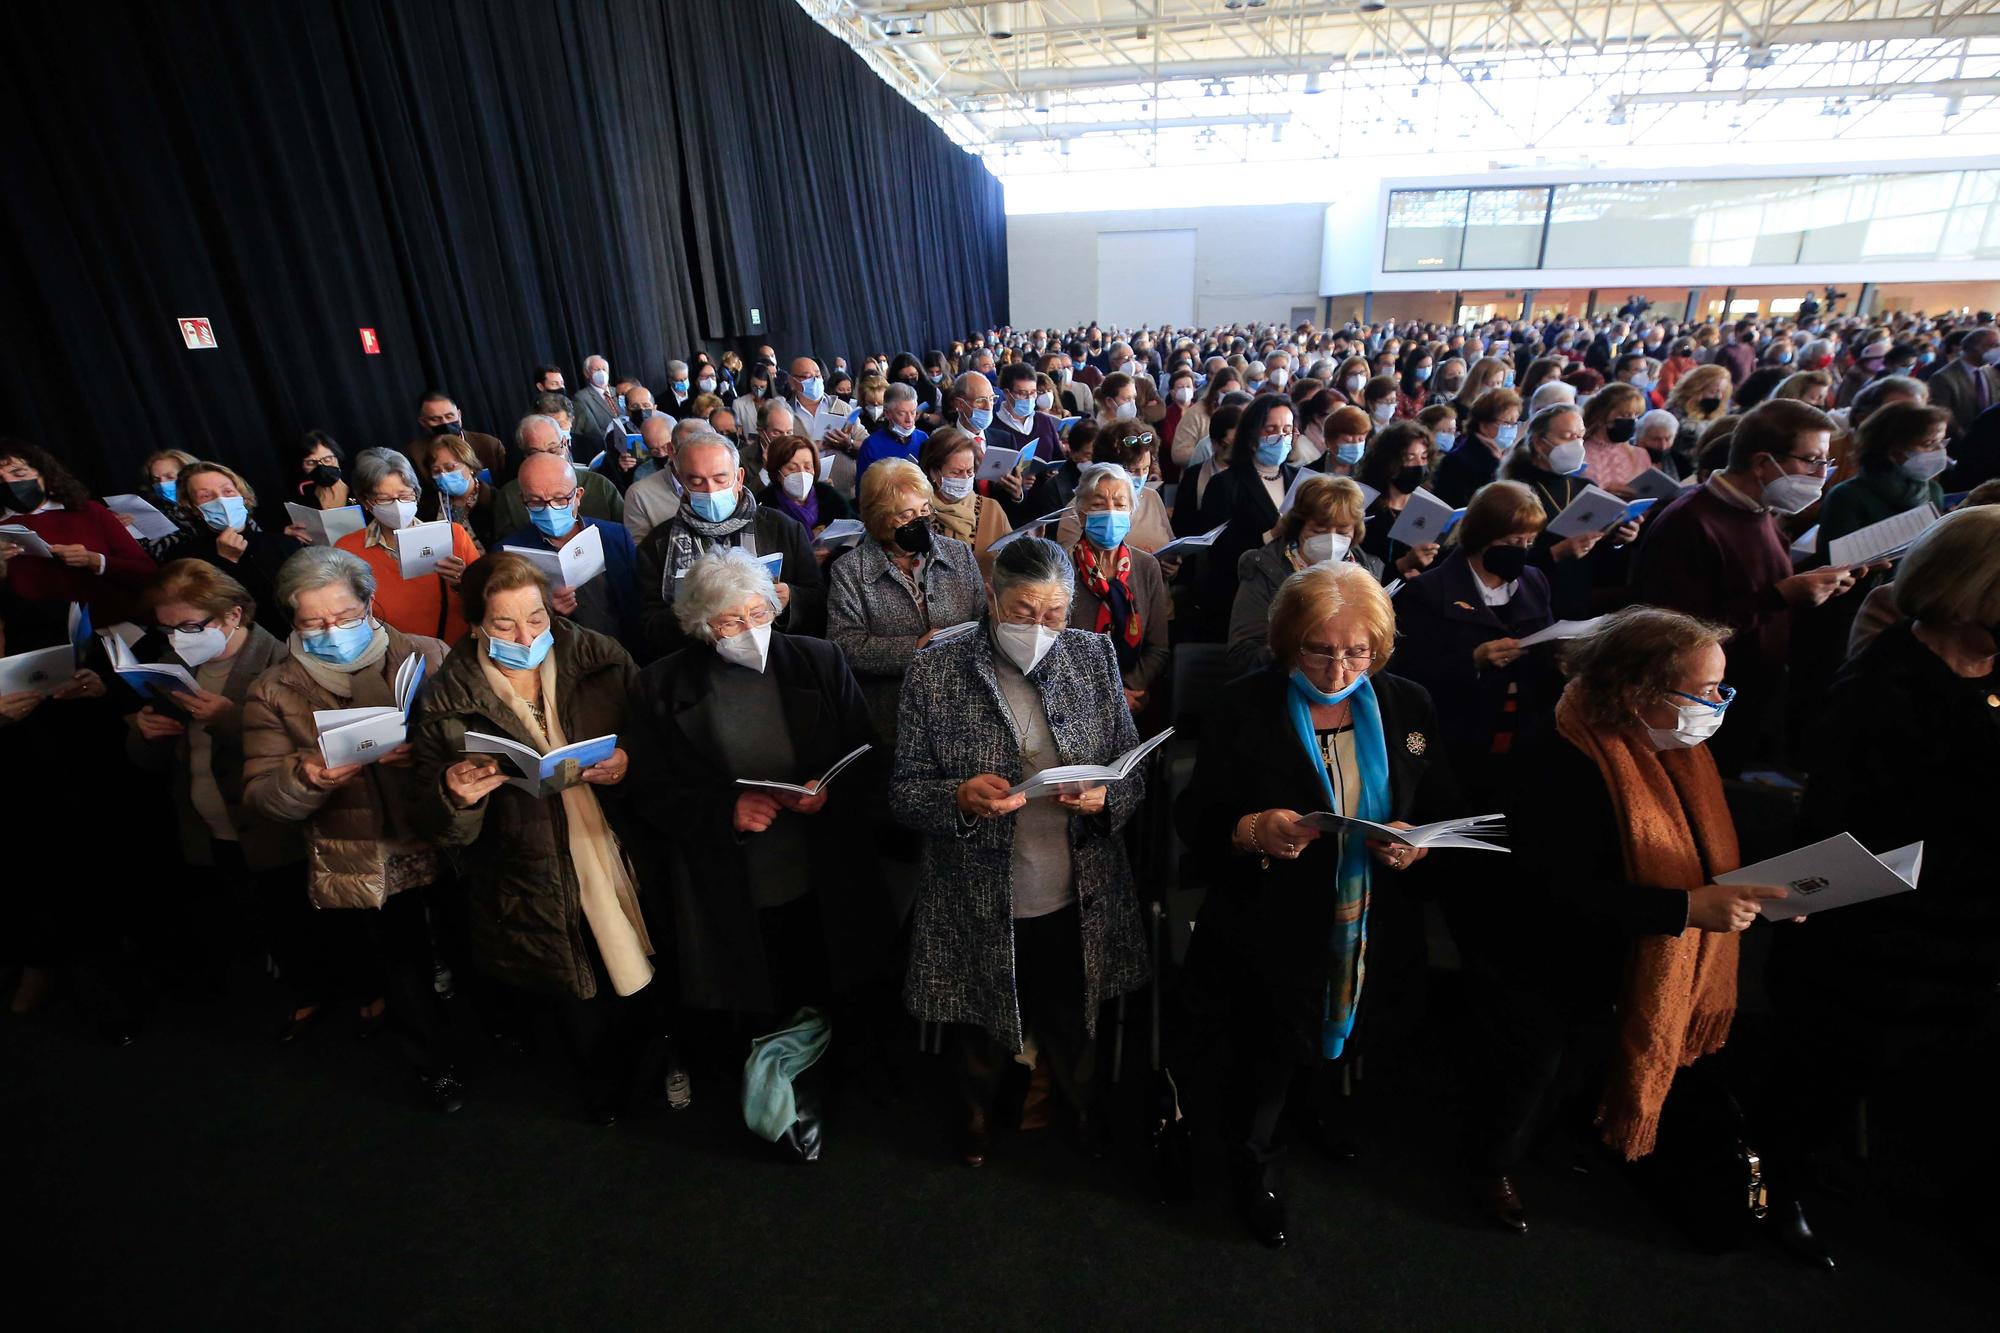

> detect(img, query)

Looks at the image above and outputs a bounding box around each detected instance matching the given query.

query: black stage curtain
[0,0,1007,508]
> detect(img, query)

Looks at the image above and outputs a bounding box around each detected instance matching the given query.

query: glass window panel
[1384,189,1468,271]
[1460,187,1548,268]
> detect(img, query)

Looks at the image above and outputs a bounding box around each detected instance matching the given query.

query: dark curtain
[0,0,1007,510]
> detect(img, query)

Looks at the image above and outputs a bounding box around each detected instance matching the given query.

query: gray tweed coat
[826,533,985,748]
[891,622,1152,1051]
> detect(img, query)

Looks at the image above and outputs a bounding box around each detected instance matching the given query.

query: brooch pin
[1452,600,1476,611]
[1406,732,1427,755]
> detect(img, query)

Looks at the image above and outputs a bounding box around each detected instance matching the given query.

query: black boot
[1231,1153,1289,1249]
[1773,1198,1835,1271]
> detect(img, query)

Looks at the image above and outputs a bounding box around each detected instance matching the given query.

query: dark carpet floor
[5,966,1989,1332]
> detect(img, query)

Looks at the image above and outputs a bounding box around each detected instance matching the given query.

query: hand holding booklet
[464,731,618,796]
[735,743,872,796]
[1297,812,1509,852]
[1386,487,1464,547]
[812,518,868,549]
[1515,616,1608,648]
[0,643,74,696]
[104,494,181,541]
[284,502,366,546]
[975,442,1036,483]
[98,629,198,701]
[1544,484,1631,540]
[1007,727,1174,798]
[1717,832,1922,920]
[1152,523,1227,559]
[394,520,455,579]
[501,523,606,589]
[313,654,427,768]
[1826,503,1938,569]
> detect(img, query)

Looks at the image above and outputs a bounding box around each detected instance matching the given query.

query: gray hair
[667,359,688,380]
[673,547,777,643]
[517,413,562,450]
[759,401,796,432]
[676,431,739,471]
[351,446,419,499]
[883,382,917,408]
[1636,408,1678,441]
[275,545,376,615]
[1527,381,1577,417]
[989,536,1074,604]
[1074,461,1134,511]
[671,417,716,447]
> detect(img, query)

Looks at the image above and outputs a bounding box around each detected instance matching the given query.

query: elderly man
[491,414,625,536]
[590,382,662,493]
[853,382,927,496]
[787,355,860,494]
[405,391,506,482]
[624,418,710,543]
[1925,326,2000,433]
[495,453,642,649]
[634,433,824,657]
[573,353,622,446]
[662,360,696,418]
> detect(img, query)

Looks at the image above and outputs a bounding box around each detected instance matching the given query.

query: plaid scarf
[1072,537,1142,672]
[661,489,759,596]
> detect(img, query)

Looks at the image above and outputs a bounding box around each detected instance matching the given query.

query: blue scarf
[1286,669,1390,1060]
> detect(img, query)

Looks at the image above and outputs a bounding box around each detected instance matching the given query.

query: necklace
[994,671,1048,768]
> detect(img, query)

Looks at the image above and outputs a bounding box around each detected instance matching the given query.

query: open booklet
[1008,726,1174,798]
[98,628,198,702]
[1515,616,1608,648]
[502,523,606,589]
[735,743,873,796]
[392,520,455,579]
[1545,484,1635,540]
[312,654,427,768]
[464,730,618,796]
[0,523,55,558]
[1152,523,1227,559]
[1827,502,1938,569]
[1718,832,1922,920]
[1626,467,1696,507]
[104,493,181,541]
[987,508,1070,553]
[975,440,1038,483]
[812,518,868,550]
[283,502,366,546]
[921,619,981,647]
[1298,811,1509,852]
[0,643,74,696]
[1386,487,1465,547]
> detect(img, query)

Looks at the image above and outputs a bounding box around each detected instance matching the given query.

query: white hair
[1074,461,1134,511]
[1636,408,1678,442]
[1527,381,1577,417]
[672,547,777,643]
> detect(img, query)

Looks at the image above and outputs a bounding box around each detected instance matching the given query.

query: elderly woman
[121,448,202,559]
[1053,425,1174,554]
[241,546,458,1111]
[827,458,984,746]
[1579,383,1651,495]
[411,552,658,1121]
[1482,608,1784,1234]
[1175,562,1460,1247]
[892,537,1150,1167]
[171,460,301,637]
[1501,404,1642,620]
[1356,421,1442,579]
[335,447,478,645]
[922,427,1013,574]
[626,548,890,1156]
[1063,463,1170,717]
[422,433,495,550]
[758,433,852,542]
[1228,475,1386,675]
[127,560,303,997]
[1633,408,1682,479]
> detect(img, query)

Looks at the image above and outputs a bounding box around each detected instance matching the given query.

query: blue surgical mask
[1255,435,1290,468]
[1414,365,1432,383]
[156,479,178,502]
[1502,371,1516,388]
[968,407,993,432]
[673,380,689,395]
[801,376,824,401]
[1008,395,1033,419]
[1493,422,1520,448]
[301,619,375,665]
[1435,432,1457,453]
[530,502,576,538]
[486,628,553,671]
[1290,666,1366,707]
[687,487,739,522]
[436,469,470,497]
[199,495,247,531]
[1335,442,1365,466]
[1083,509,1131,549]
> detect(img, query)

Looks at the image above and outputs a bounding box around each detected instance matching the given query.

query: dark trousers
[959,903,1095,1123]
[1466,970,1614,1175]
[279,885,453,1075]
[553,931,669,1111]
[757,892,833,1023]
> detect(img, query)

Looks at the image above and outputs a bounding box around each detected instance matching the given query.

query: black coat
[1391,547,1560,806]
[1192,462,1297,637]
[633,504,825,660]
[1174,668,1460,1062]
[624,632,891,1014]
[1431,440,1500,509]
[160,523,302,640]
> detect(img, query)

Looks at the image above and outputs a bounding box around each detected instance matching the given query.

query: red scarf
[1072,538,1142,671]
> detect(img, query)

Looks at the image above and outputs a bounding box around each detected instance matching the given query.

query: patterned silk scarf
[1072,538,1142,672]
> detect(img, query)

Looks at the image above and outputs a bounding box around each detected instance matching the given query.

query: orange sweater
[335,522,478,644]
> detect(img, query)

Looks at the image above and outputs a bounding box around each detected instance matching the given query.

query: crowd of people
[3,302,1995,1264]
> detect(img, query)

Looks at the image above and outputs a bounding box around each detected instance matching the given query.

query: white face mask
[1644,700,1727,751]
[938,475,974,501]
[1300,532,1351,565]
[1900,449,1950,483]
[1344,375,1366,394]
[590,369,609,389]
[1371,400,1396,423]
[371,498,418,531]
[1172,386,1193,405]
[714,621,773,672]
[1545,440,1587,476]
[1113,400,1138,421]
[1269,368,1290,388]
[1036,391,1054,411]
[993,619,1060,674]
[171,621,233,668]
[781,470,815,500]
[1758,470,1825,515]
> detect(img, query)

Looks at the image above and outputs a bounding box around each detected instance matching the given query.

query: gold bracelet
[1248,811,1271,871]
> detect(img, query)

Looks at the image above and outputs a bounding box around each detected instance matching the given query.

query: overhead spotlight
[1272,123,1285,143]
[1606,108,1627,127]
[1357,1,1387,12]
[1033,91,1050,115]
[1947,94,1966,116]
[1247,0,1268,7]
[1304,72,1324,95]
[988,3,1014,39]
[1743,46,1775,70]
[1223,0,1245,9]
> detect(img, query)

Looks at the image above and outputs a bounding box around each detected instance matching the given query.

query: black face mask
[440,420,465,436]
[630,406,651,422]
[309,465,343,488]
[1698,396,1723,414]
[1481,544,1531,580]
[892,517,933,555]
[1607,417,1637,443]
[1392,465,1427,494]
[4,478,45,514]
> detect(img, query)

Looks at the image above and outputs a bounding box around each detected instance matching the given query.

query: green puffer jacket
[410,619,642,999]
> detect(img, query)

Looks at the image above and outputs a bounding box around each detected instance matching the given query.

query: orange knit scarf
[1554,684,1742,1160]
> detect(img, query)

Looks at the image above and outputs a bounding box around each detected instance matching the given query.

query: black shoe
[1234,1178,1289,1249]
[1152,1117,1194,1204]
[1481,1174,1529,1234]
[423,1073,465,1115]
[958,1111,990,1168]
[1774,1199,1835,1271]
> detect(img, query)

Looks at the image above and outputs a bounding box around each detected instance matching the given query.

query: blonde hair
[1278,475,1369,544]
[177,461,258,516]
[858,457,934,542]
[139,448,199,488]
[1894,506,2000,627]
[1268,562,1396,672]
[1667,365,1732,419]
[143,557,256,623]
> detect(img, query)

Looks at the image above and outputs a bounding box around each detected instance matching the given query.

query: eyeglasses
[523,490,579,512]
[709,604,776,637]
[295,612,368,633]
[1669,684,1736,714]
[1298,645,1376,667]
[1784,455,1834,473]
[161,613,218,635]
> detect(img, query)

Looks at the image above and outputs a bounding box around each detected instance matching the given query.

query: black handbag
[1631,1062,1769,1253]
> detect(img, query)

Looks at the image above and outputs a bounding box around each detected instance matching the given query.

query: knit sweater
[0,501,153,622]
[1630,479,1793,675]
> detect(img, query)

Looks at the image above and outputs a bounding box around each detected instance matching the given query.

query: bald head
[641,414,674,460]
[952,372,994,424]
[517,452,578,504]
[789,357,821,400]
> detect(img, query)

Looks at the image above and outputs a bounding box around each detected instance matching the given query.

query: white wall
[1007,204,1325,328]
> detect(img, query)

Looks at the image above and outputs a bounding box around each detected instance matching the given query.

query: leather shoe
[958,1111,989,1168]
[1234,1179,1289,1249]
[423,1073,466,1115]
[1481,1174,1528,1233]
[1774,1199,1835,1271]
